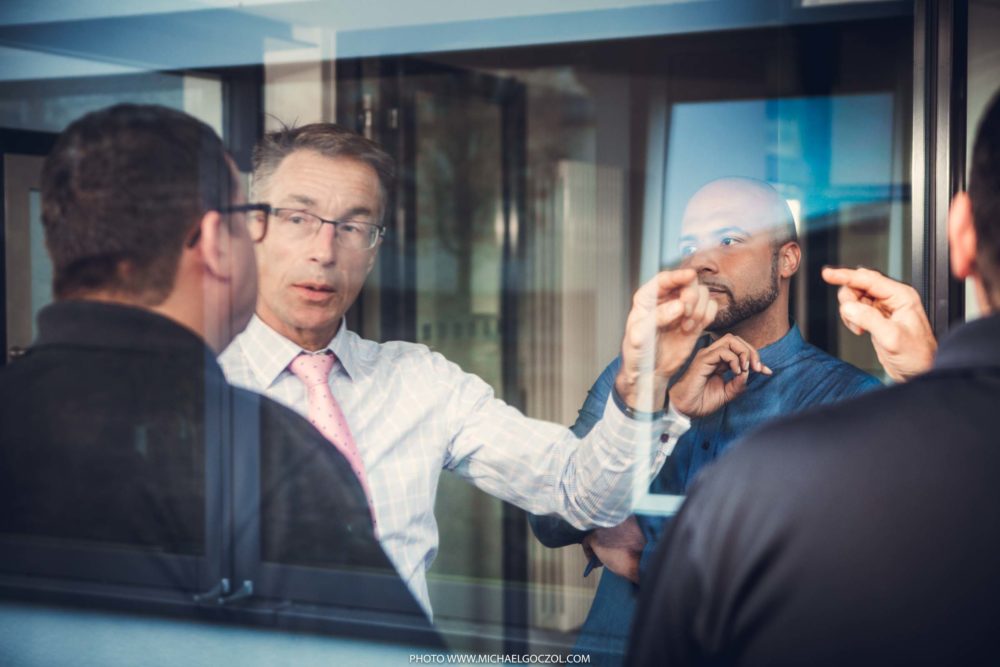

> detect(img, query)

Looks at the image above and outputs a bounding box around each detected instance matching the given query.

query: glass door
[340,57,528,650]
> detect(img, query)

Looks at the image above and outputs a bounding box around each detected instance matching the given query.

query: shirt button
[660,433,670,443]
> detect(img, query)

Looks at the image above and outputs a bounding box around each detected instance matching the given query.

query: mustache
[698,280,733,299]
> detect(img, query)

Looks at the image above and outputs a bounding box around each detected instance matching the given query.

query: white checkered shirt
[219,315,690,614]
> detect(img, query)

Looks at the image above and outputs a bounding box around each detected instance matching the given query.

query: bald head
[681,177,797,249]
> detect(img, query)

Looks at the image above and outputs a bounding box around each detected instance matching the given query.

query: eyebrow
[279,196,375,221]
[712,226,751,238]
[336,206,375,221]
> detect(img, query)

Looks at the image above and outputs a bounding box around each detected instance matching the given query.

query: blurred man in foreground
[0,105,428,629]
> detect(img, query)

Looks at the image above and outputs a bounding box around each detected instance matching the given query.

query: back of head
[252,122,395,222]
[969,90,1000,305]
[42,104,234,303]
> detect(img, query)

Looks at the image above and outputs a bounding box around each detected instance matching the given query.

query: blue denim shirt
[529,325,883,666]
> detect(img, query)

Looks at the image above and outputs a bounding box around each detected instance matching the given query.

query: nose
[307,221,340,266]
[684,248,719,276]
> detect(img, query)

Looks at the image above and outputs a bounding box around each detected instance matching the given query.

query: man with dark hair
[529,177,880,666]
[219,122,719,615]
[629,90,1000,666]
[0,105,424,620]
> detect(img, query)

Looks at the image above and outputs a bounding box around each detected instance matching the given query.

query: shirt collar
[757,323,808,369]
[239,314,357,389]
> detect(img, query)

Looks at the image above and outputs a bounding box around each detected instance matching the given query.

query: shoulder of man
[231,385,400,567]
[230,385,371,508]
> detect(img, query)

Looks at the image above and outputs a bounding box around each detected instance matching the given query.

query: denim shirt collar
[754,323,808,370]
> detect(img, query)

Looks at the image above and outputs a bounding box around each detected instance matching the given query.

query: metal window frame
[913,0,969,337]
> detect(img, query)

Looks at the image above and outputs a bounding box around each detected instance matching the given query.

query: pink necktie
[289,352,377,534]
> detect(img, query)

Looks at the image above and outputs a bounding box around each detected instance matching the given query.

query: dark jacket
[629,313,1000,666]
[0,301,422,616]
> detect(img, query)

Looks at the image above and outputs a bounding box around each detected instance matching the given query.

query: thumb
[841,301,896,343]
[724,369,749,401]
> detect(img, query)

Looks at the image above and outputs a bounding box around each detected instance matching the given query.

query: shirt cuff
[661,403,690,453]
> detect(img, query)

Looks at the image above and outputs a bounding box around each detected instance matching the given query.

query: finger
[822,266,912,303]
[841,300,897,345]
[837,285,861,306]
[655,299,687,329]
[706,347,742,376]
[683,286,711,333]
[711,334,754,373]
[634,269,698,310]
[633,269,696,310]
[714,335,748,373]
[836,287,865,335]
[730,335,762,373]
[723,369,749,400]
[704,298,718,328]
[677,283,701,317]
[654,268,698,296]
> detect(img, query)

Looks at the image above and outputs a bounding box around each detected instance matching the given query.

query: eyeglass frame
[269,207,387,250]
[185,203,272,248]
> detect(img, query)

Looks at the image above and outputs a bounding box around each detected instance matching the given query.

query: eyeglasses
[186,203,272,247]
[226,203,272,243]
[270,208,385,250]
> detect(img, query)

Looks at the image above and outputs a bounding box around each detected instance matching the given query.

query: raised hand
[615,269,717,412]
[822,267,937,382]
[582,515,646,584]
[668,334,772,417]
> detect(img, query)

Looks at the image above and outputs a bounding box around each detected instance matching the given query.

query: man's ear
[948,192,977,280]
[365,237,382,275]
[778,241,801,279]
[194,210,232,280]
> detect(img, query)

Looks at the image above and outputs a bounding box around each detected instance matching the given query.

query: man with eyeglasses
[0,105,431,630]
[218,123,717,615]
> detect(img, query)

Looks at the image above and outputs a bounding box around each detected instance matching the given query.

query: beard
[706,251,780,332]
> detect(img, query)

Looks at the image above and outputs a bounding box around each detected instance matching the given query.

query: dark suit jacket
[630,313,1000,666]
[0,301,426,621]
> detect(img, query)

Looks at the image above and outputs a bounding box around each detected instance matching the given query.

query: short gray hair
[252,122,395,223]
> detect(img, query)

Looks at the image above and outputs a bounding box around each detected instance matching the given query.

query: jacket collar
[35,300,209,353]
[31,300,223,378]
[932,313,1000,372]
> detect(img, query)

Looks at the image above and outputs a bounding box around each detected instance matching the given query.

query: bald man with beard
[529,177,882,666]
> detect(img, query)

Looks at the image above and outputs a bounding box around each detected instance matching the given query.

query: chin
[291,311,342,334]
[707,311,735,332]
